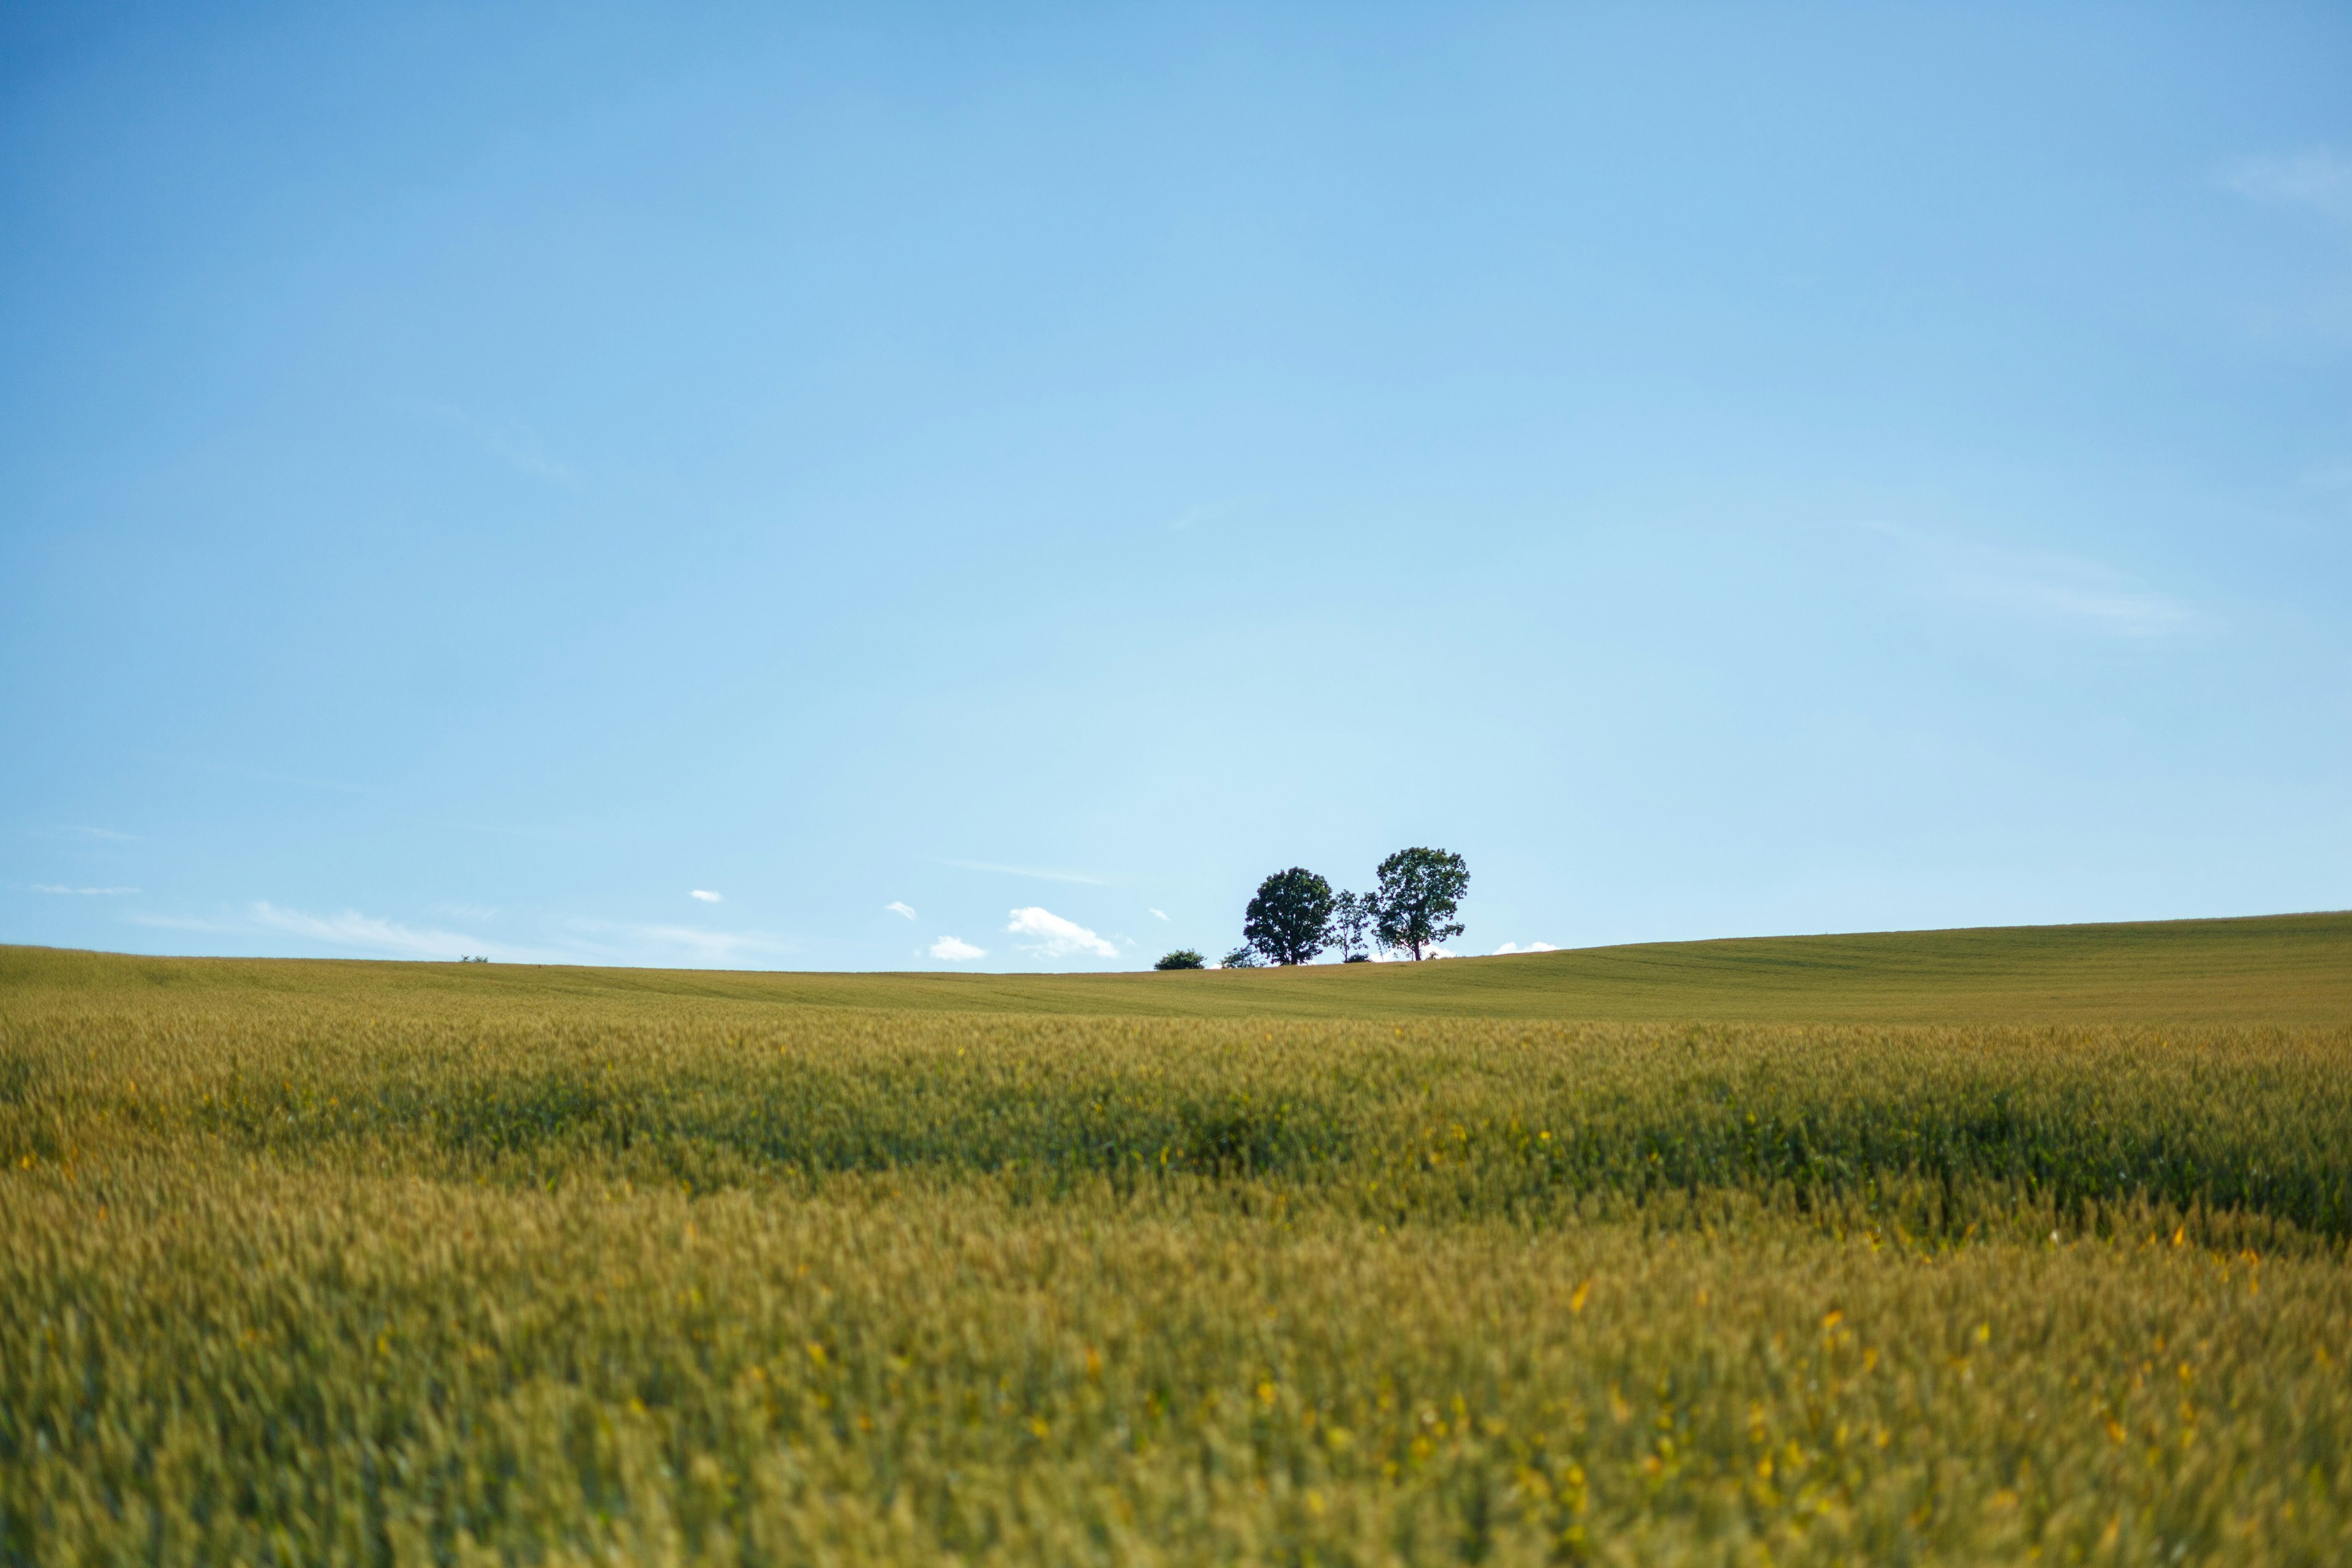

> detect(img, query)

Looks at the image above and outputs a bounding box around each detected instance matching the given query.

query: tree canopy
[1371,847,1468,960]
[1329,890,1374,962]
[1242,868,1336,965]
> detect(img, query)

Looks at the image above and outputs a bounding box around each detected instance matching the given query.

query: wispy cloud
[249,902,538,962]
[410,400,581,487]
[1493,941,1559,956]
[930,935,984,960]
[2223,149,2352,341]
[127,913,233,933]
[127,901,788,968]
[560,920,792,968]
[1148,908,1169,921]
[886,901,917,920]
[2226,149,2352,228]
[1875,524,2200,639]
[690,889,723,903]
[1005,907,1119,960]
[1948,562,2195,637]
[942,859,1116,886]
[134,753,376,796]
[29,884,138,895]
[437,902,497,922]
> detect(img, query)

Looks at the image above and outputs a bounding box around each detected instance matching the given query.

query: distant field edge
[4,908,2348,1025]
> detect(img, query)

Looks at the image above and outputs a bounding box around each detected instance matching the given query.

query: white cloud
[1493,941,1559,956]
[690,889,722,903]
[886,901,917,919]
[942,859,1115,886]
[930,935,985,960]
[1005,906,1120,960]
[249,902,535,962]
[1149,908,1169,920]
[126,900,789,968]
[30,884,138,895]
[2227,149,2352,228]
[560,919,793,968]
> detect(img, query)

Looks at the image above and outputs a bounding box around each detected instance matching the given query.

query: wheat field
[4,919,2348,1566]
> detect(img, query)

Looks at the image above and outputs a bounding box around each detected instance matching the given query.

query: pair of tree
[1238,848,1468,965]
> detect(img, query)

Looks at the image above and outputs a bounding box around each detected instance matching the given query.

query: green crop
[2,935,2348,1565]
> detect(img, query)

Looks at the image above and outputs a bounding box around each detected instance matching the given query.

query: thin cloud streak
[408,399,582,488]
[30,884,139,895]
[941,859,1117,886]
[1872,523,2201,639]
[248,902,548,962]
[2226,148,2352,228]
[886,901,917,919]
[559,919,793,968]
[123,902,793,969]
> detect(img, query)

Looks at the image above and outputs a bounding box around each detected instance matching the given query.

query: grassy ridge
[4,916,2350,1564]
[8,909,2347,1023]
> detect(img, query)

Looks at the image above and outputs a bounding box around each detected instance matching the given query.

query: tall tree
[1242,867,1337,966]
[1329,890,1374,962]
[1371,847,1468,960]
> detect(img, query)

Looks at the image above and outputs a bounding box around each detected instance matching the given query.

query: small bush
[1155,949,1207,971]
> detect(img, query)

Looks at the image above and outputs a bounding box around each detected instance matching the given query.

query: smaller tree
[1243,867,1338,966]
[1218,944,1262,969]
[1329,890,1374,963]
[1154,948,1207,970]
[1371,847,1469,961]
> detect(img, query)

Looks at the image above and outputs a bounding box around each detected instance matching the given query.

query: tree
[1371,847,1468,960]
[1329,890,1374,963]
[1154,948,1206,970]
[1242,867,1337,965]
[1218,944,1262,969]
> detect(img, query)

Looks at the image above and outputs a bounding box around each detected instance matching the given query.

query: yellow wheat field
[3,937,2348,1566]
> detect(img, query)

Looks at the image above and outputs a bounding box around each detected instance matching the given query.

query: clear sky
[4,2,2347,971]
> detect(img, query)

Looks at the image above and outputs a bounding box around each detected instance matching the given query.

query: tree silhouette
[1371,848,1468,960]
[1242,868,1336,965]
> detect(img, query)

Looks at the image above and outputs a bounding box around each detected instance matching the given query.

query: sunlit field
[5,916,2349,1566]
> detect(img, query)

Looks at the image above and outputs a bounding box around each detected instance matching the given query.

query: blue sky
[4,2,2347,970]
